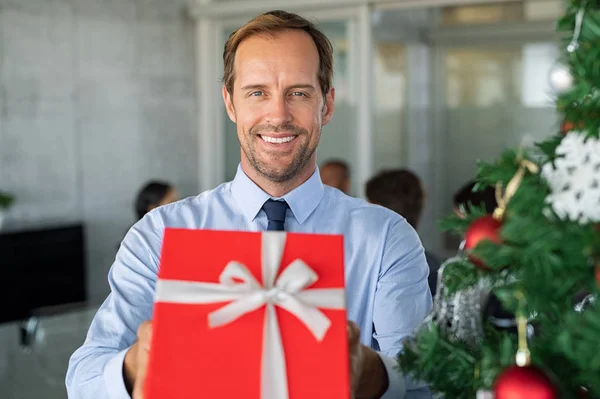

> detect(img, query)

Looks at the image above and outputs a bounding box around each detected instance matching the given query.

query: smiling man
[66,10,432,399]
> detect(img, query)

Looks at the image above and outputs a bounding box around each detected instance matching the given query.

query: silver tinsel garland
[429,256,489,346]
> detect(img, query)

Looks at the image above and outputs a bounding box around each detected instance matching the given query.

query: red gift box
[144,229,350,399]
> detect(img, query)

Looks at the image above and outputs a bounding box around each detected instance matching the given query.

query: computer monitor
[0,224,87,324]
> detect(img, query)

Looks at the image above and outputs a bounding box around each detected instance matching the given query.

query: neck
[240,160,316,198]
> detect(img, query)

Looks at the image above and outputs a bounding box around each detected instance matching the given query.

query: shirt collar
[230,164,325,225]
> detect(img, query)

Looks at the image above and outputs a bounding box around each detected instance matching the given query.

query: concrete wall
[0,0,198,301]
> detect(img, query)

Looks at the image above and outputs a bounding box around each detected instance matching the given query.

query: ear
[321,87,336,126]
[222,85,236,123]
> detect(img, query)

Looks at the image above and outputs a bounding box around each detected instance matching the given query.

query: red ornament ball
[560,119,584,135]
[494,365,557,399]
[464,215,503,269]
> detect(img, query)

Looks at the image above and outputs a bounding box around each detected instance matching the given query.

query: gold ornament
[514,291,531,367]
[493,155,539,221]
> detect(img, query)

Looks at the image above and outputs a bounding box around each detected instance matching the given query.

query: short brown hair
[222,10,334,97]
[366,169,425,229]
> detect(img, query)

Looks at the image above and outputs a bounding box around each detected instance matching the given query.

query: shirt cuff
[103,349,131,399]
[377,353,407,399]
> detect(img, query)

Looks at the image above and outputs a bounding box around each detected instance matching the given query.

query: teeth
[261,135,295,144]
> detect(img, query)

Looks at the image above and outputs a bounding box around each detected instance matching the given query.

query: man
[366,169,442,296]
[67,10,432,399]
[320,159,351,194]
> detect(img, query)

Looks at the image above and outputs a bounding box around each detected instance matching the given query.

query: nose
[266,95,292,127]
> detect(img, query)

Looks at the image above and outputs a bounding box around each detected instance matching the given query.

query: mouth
[259,135,297,144]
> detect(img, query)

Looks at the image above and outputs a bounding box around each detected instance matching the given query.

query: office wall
[0,0,198,300]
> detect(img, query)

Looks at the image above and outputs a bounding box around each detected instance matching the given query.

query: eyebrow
[240,84,317,91]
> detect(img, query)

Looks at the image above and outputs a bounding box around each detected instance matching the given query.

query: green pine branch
[557,302,600,388]
[439,258,480,294]
[0,192,14,209]
[398,324,481,398]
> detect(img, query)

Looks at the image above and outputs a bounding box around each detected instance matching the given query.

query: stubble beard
[242,124,319,183]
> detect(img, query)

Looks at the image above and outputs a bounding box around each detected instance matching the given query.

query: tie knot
[262,199,289,222]
[262,199,289,231]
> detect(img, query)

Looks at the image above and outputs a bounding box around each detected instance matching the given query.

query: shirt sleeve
[373,217,433,398]
[65,214,163,399]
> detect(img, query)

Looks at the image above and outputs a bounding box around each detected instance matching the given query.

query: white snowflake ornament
[541,132,600,223]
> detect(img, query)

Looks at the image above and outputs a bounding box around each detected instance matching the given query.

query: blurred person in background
[366,169,442,296]
[134,181,179,220]
[319,159,351,195]
[452,180,497,219]
[117,181,180,251]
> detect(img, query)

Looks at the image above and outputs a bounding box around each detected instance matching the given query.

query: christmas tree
[398,1,600,398]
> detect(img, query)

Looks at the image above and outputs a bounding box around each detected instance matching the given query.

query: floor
[0,307,98,399]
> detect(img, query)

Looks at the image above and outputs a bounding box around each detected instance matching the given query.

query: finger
[133,347,149,399]
[138,321,153,351]
[133,321,153,399]
[347,321,363,394]
[132,380,144,399]
[347,320,360,346]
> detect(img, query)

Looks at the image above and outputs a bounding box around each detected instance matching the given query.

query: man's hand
[124,320,388,399]
[124,321,152,399]
[348,320,365,394]
[348,321,389,399]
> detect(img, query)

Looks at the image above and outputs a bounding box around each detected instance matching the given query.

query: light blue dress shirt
[66,165,432,399]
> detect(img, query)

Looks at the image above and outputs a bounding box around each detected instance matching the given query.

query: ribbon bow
[154,232,346,399]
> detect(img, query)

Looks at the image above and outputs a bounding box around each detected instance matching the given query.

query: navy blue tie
[262,199,289,231]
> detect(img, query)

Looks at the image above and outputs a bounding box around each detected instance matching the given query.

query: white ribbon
[154,232,346,399]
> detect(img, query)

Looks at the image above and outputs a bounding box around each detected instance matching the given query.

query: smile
[260,135,296,144]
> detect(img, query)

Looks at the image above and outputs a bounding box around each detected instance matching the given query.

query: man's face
[223,30,335,183]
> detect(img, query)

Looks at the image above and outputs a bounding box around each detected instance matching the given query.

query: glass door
[428,2,561,256]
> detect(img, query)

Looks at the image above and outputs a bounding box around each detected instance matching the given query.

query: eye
[291,91,306,97]
[250,91,264,97]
